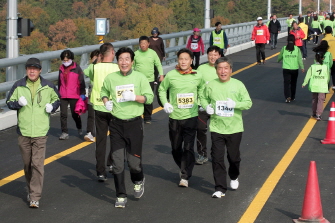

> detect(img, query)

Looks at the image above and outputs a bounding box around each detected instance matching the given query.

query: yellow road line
[0,51,280,188]
[238,90,334,223]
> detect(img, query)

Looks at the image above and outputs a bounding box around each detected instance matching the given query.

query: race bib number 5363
[215,101,234,117]
[116,84,135,102]
[177,93,194,109]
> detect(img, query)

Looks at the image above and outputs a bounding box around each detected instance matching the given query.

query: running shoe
[230,178,239,190]
[59,132,69,140]
[78,129,83,136]
[196,155,205,165]
[84,132,94,142]
[316,115,322,121]
[179,179,188,187]
[98,175,107,182]
[144,120,151,124]
[212,191,225,198]
[115,197,127,208]
[108,165,113,173]
[134,178,145,198]
[285,97,291,103]
[203,156,208,163]
[29,200,39,208]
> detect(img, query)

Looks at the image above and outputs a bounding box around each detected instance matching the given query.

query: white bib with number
[191,43,198,50]
[177,93,194,109]
[115,84,135,103]
[257,30,264,35]
[215,101,234,117]
[214,37,221,45]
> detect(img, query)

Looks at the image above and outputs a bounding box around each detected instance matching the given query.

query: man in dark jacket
[304,11,313,41]
[268,14,281,50]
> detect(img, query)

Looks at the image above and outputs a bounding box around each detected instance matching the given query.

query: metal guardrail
[0,17,289,107]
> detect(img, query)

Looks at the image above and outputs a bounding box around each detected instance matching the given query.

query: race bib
[214,37,221,44]
[215,101,234,117]
[177,93,194,109]
[257,30,264,35]
[191,43,198,50]
[115,84,135,103]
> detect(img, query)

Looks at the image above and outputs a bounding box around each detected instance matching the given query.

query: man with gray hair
[200,57,252,198]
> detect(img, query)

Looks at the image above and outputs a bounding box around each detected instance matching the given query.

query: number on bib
[215,101,234,117]
[177,93,194,109]
[257,30,264,35]
[214,37,221,45]
[191,43,198,50]
[115,84,135,102]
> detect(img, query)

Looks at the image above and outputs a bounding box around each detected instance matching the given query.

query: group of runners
[8,11,335,209]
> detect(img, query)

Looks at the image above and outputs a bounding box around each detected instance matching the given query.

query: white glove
[266,40,269,44]
[45,103,53,113]
[226,98,236,109]
[122,90,136,102]
[163,103,173,114]
[105,101,113,111]
[206,104,214,115]
[18,96,27,106]
[199,106,205,112]
[314,32,317,35]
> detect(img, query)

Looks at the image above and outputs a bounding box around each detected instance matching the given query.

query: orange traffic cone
[321,101,335,144]
[293,161,329,223]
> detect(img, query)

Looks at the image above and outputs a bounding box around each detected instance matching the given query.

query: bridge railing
[0,17,288,107]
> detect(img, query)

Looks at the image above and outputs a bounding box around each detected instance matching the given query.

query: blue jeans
[270,33,278,48]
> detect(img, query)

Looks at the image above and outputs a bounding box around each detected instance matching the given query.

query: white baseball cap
[257,17,263,21]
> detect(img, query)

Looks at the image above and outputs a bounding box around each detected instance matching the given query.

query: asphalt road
[1,37,335,223]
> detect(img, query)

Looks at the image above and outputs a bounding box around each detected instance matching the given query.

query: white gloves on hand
[206,104,214,115]
[163,103,174,114]
[105,101,113,111]
[122,90,136,102]
[45,103,53,113]
[18,96,27,106]
[226,98,236,109]
[266,40,269,44]
[199,106,205,112]
[314,32,317,35]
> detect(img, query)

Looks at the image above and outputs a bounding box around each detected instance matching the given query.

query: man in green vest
[210,22,229,57]
[286,14,296,35]
[86,43,119,182]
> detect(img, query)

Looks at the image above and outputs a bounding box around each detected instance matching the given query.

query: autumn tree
[20,30,49,54]
[48,19,77,50]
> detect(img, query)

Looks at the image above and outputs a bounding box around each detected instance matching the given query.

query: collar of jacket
[59,61,77,72]
[15,76,50,88]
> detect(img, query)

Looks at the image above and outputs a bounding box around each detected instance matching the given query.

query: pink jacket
[289,28,305,47]
[251,24,270,44]
[58,62,86,99]
[186,35,205,54]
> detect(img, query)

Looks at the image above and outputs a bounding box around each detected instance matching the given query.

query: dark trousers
[283,69,299,100]
[169,116,197,180]
[196,110,210,157]
[255,43,265,63]
[312,28,320,44]
[95,110,113,176]
[211,132,242,193]
[143,82,154,121]
[331,63,335,86]
[270,33,278,48]
[86,103,95,135]
[60,98,82,133]
[192,52,201,69]
[110,116,144,198]
[301,41,307,58]
[287,27,291,35]
[18,136,48,201]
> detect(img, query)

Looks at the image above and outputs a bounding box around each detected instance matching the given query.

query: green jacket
[303,64,330,93]
[100,70,154,119]
[134,48,164,82]
[158,69,205,120]
[6,76,60,137]
[277,45,304,70]
[322,20,334,32]
[196,63,217,84]
[286,18,296,28]
[200,78,252,135]
[311,21,322,31]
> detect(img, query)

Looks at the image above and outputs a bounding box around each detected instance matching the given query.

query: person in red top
[57,50,86,140]
[289,21,305,56]
[251,17,270,65]
[186,28,205,69]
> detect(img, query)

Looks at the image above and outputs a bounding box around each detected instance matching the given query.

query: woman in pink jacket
[289,21,305,57]
[186,28,205,69]
[58,50,86,140]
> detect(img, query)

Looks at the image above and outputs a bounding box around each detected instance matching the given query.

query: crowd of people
[7,10,335,209]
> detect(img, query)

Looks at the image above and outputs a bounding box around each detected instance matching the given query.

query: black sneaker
[134,178,145,198]
[98,175,107,182]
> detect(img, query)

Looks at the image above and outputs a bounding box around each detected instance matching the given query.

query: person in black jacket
[268,15,281,49]
[304,11,313,42]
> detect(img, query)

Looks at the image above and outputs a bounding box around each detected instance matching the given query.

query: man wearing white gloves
[158,48,205,188]
[100,47,153,208]
[6,58,60,208]
[251,17,270,65]
[200,57,252,198]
